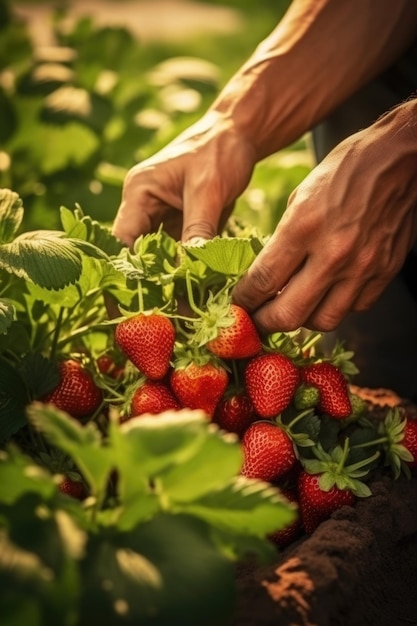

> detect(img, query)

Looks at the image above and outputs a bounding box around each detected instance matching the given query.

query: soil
[231,389,417,626]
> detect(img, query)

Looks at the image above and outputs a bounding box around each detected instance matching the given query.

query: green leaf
[0,231,83,289]
[111,410,211,501]
[26,403,113,498]
[18,353,60,400]
[159,427,243,502]
[0,446,56,504]
[0,356,30,443]
[179,476,296,538]
[80,514,235,626]
[41,86,113,134]
[0,188,23,244]
[183,236,263,277]
[0,298,15,334]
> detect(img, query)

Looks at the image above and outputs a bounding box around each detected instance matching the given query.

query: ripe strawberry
[59,476,87,500]
[170,360,229,418]
[240,421,297,482]
[115,311,175,380]
[402,418,417,468]
[300,362,351,418]
[97,354,124,379]
[213,389,256,437]
[244,352,299,418]
[206,304,261,359]
[43,359,103,419]
[268,487,302,548]
[128,380,181,419]
[297,470,355,534]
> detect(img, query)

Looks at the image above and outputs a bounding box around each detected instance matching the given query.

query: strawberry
[170,360,229,418]
[213,389,256,437]
[128,380,181,419]
[402,418,417,468]
[43,359,103,419]
[97,354,125,379]
[205,304,261,359]
[300,362,351,418]
[297,438,376,533]
[115,311,175,380]
[297,470,355,534]
[244,352,299,418]
[268,487,302,548]
[59,476,87,500]
[240,421,297,482]
[380,410,417,478]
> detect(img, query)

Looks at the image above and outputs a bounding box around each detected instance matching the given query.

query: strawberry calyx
[301,438,378,497]
[276,409,318,449]
[377,407,414,479]
[188,291,235,347]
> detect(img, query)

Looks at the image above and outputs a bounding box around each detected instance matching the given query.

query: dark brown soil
[232,390,417,626]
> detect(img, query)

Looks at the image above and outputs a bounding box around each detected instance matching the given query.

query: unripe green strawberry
[43,359,102,419]
[241,421,297,482]
[245,352,299,418]
[293,383,320,410]
[115,311,175,380]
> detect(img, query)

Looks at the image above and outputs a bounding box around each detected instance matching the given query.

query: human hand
[232,103,417,334]
[112,111,257,247]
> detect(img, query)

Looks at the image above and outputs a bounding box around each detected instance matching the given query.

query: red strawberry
[206,304,261,359]
[297,470,355,534]
[170,360,229,418]
[268,487,302,548]
[59,477,87,500]
[300,362,351,418]
[129,380,181,419]
[115,311,175,380]
[97,354,124,379]
[213,389,256,437]
[240,421,297,482]
[43,359,103,419]
[244,352,299,418]
[402,418,417,468]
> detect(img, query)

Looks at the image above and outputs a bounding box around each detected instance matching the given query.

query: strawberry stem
[50,307,64,360]
[185,270,206,318]
[137,279,144,312]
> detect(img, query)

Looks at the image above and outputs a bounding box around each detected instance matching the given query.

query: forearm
[210,0,417,160]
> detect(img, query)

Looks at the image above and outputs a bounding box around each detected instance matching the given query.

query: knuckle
[309,310,341,332]
[247,263,278,298]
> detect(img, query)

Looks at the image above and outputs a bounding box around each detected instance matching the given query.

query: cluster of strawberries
[43,298,417,544]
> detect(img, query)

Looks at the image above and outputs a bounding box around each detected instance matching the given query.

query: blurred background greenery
[0,0,313,235]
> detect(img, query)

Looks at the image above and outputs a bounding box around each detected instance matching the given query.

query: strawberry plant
[1,185,416,624]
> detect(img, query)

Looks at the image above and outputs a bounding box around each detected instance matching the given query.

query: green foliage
[1,0,310,234]
[0,189,298,624]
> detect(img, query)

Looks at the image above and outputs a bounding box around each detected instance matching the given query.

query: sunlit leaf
[183,236,263,277]
[0,446,55,504]
[0,188,23,243]
[0,231,83,289]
